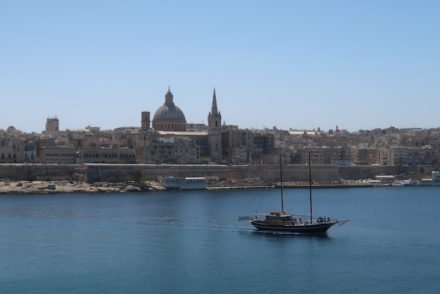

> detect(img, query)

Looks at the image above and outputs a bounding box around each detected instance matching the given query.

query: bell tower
[208,89,222,162]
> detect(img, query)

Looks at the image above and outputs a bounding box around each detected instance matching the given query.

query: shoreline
[0,181,166,195]
[1,180,437,195]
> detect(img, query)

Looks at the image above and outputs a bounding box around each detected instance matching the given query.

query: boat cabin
[265,211,294,224]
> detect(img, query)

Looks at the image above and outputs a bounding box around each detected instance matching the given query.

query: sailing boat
[250,153,339,234]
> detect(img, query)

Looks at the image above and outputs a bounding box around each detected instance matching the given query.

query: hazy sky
[1,0,439,132]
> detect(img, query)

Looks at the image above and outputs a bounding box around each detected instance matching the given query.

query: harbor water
[1,187,439,293]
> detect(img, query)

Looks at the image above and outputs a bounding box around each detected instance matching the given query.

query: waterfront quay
[0,163,437,194]
[0,163,434,182]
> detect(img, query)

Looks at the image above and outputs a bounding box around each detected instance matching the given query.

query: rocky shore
[0,180,273,194]
[0,179,377,195]
[0,181,167,195]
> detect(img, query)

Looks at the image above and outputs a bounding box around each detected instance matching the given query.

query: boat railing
[251,212,337,224]
[315,216,337,223]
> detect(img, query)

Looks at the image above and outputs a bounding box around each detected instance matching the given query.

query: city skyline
[1,1,439,132]
[2,84,439,133]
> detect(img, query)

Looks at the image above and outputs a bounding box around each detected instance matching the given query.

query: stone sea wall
[0,164,86,181]
[84,164,341,183]
[0,163,433,183]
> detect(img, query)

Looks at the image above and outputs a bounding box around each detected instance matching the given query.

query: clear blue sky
[1,0,439,132]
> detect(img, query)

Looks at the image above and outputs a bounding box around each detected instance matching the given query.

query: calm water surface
[1,187,439,293]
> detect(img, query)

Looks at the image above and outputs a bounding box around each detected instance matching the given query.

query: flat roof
[289,130,317,136]
[157,131,207,136]
[375,175,395,179]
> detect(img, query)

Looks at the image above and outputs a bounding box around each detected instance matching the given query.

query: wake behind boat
[248,153,344,235]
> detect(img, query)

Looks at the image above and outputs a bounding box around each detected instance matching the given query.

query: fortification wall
[83,164,341,183]
[0,164,86,181]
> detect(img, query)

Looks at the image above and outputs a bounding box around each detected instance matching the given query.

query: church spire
[211,88,218,114]
[208,88,222,163]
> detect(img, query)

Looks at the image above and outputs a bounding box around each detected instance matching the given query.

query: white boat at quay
[160,176,207,190]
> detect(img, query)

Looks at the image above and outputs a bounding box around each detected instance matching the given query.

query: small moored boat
[160,176,206,190]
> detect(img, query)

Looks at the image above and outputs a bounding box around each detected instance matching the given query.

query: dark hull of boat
[250,221,336,234]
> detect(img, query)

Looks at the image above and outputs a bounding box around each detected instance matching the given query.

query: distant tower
[208,89,222,162]
[45,117,59,133]
[141,111,150,131]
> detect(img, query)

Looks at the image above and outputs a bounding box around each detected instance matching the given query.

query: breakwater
[0,163,435,183]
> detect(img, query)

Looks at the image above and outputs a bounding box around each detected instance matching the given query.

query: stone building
[40,145,77,163]
[221,125,253,164]
[292,146,352,166]
[251,132,275,163]
[254,133,275,155]
[0,127,25,163]
[112,127,140,149]
[45,117,59,134]
[78,147,136,164]
[351,147,379,165]
[152,87,187,131]
[383,146,432,166]
[141,111,150,131]
[143,136,199,164]
[137,88,227,163]
[24,141,37,163]
[0,136,24,163]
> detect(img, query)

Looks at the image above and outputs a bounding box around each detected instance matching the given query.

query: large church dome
[152,88,187,131]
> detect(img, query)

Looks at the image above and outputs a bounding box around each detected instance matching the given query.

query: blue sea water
[0,187,439,294]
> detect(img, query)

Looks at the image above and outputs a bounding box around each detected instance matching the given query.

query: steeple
[208,88,222,163]
[208,88,221,130]
[211,88,218,114]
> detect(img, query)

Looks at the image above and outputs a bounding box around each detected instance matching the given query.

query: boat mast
[279,153,284,213]
[308,152,313,223]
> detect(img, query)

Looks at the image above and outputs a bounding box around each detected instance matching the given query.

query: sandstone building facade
[2,88,440,168]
